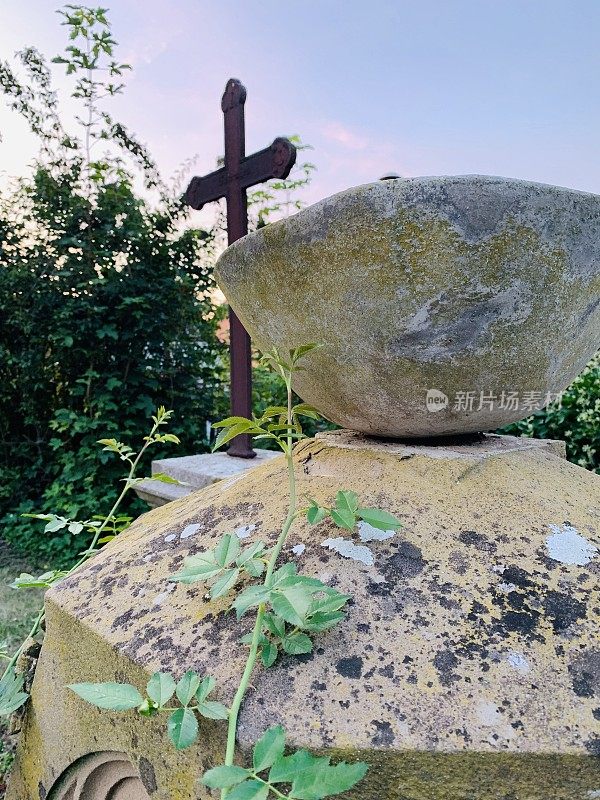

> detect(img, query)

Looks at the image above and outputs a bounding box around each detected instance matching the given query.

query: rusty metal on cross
[184,78,297,458]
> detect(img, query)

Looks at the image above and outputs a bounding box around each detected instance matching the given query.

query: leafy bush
[500,354,600,472]
[0,168,224,563]
[0,7,313,565]
[0,7,224,562]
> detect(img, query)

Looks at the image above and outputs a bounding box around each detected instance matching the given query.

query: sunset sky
[2,0,600,214]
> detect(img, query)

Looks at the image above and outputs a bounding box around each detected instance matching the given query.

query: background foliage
[500,354,600,472]
[0,7,313,565]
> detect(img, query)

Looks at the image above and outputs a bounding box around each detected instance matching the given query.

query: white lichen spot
[476,700,501,727]
[545,524,598,566]
[235,524,256,539]
[153,591,170,606]
[358,521,397,543]
[180,523,201,540]
[164,533,177,543]
[497,582,517,593]
[321,537,374,566]
[506,651,530,672]
[586,791,600,798]
[292,543,306,555]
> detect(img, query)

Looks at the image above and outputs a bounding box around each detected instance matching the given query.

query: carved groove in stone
[47,752,150,800]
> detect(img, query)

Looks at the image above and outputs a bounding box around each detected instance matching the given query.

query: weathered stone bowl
[216,176,600,437]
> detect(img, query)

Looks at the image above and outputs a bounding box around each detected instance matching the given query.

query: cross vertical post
[222,80,253,458]
[184,78,297,458]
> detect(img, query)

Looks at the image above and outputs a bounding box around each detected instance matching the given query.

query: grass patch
[0,539,44,794]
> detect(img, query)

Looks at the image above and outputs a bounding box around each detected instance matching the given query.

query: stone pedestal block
[8,433,600,799]
[134,449,280,508]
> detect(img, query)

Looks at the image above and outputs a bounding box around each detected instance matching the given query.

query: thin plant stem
[221,371,297,796]
[2,416,165,681]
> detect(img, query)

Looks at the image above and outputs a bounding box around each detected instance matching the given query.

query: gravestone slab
[9,433,600,800]
[134,449,280,507]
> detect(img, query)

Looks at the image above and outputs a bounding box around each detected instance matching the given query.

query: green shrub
[0,170,224,564]
[500,354,600,472]
[0,7,314,565]
[0,12,222,565]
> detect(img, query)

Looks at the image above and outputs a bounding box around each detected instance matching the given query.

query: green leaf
[0,669,29,716]
[68,682,142,711]
[290,343,321,362]
[176,671,201,706]
[232,585,271,618]
[307,503,327,525]
[237,541,267,565]
[195,675,216,704]
[45,516,69,533]
[211,416,254,429]
[167,707,198,749]
[214,534,241,567]
[151,472,181,484]
[259,405,287,420]
[291,760,369,799]
[197,700,229,720]
[292,403,321,420]
[268,564,297,589]
[357,507,402,531]
[269,749,323,784]
[213,421,264,451]
[210,568,240,600]
[310,589,351,614]
[335,490,359,515]
[244,559,265,578]
[253,724,286,772]
[260,642,278,668]
[330,508,356,531]
[202,765,251,789]
[271,585,313,627]
[169,553,221,584]
[303,611,345,632]
[227,780,268,800]
[263,612,286,639]
[146,672,175,707]
[68,521,84,534]
[283,632,313,656]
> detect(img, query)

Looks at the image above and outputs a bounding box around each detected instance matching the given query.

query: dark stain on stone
[370,719,395,746]
[382,541,426,582]
[497,609,540,635]
[336,656,363,678]
[378,663,394,679]
[593,708,600,721]
[138,757,157,794]
[585,736,600,757]
[458,530,497,553]
[569,651,600,698]
[448,551,468,575]
[38,782,47,800]
[502,565,533,588]
[433,648,461,686]
[543,590,586,633]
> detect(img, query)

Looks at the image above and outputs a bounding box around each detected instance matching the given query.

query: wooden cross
[184,78,297,458]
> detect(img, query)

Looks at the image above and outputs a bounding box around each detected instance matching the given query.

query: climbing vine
[67,346,402,799]
[0,408,182,716]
